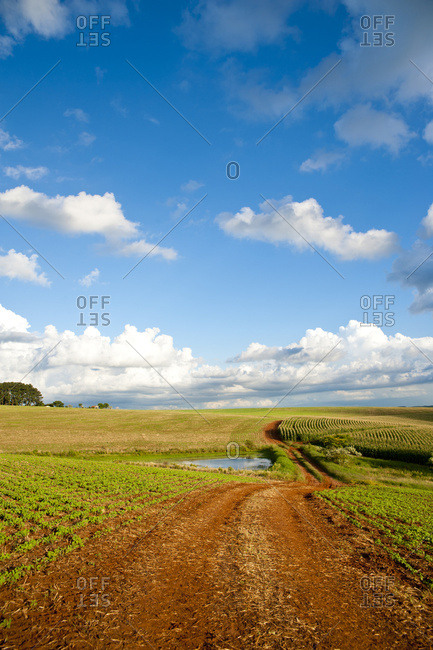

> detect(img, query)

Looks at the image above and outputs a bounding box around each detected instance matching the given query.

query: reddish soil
[1,426,432,649]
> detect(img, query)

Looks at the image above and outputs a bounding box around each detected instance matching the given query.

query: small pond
[178,457,272,470]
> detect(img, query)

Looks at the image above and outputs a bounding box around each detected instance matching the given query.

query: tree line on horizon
[0,382,43,406]
[0,383,110,408]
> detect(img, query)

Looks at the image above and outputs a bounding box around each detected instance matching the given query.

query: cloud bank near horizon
[1,303,432,408]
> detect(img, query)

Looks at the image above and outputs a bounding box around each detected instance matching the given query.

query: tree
[51,400,64,408]
[0,382,43,406]
[98,403,110,409]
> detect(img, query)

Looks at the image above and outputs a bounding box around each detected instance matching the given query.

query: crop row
[320,485,433,584]
[279,417,433,463]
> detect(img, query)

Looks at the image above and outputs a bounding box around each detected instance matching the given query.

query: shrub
[324,446,362,465]
[321,433,350,448]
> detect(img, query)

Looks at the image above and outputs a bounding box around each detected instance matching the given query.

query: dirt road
[1,474,432,649]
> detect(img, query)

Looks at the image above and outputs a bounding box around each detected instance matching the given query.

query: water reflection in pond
[178,457,272,470]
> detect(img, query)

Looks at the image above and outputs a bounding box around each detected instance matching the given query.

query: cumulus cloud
[0,303,29,332]
[64,108,89,122]
[4,165,48,180]
[0,303,36,342]
[217,195,398,261]
[0,186,177,261]
[300,150,345,173]
[2,305,433,406]
[79,268,100,287]
[334,105,414,153]
[0,185,137,238]
[230,327,340,363]
[177,0,301,53]
[0,250,50,286]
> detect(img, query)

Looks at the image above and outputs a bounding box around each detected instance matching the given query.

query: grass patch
[300,445,352,483]
[261,445,301,481]
[291,448,323,482]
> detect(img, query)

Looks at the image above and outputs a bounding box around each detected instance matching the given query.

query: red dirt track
[1,424,432,648]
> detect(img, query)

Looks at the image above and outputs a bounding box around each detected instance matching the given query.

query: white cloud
[334,105,414,153]
[2,305,433,406]
[79,268,100,287]
[300,150,345,173]
[0,185,137,239]
[0,127,24,151]
[0,0,69,39]
[78,131,96,147]
[181,179,204,192]
[0,303,29,333]
[177,0,301,53]
[0,1,129,56]
[64,108,89,123]
[4,165,48,180]
[217,195,398,261]
[0,250,50,286]
[0,186,178,262]
[117,240,178,261]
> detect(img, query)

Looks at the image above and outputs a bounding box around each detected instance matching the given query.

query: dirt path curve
[2,476,431,649]
[263,420,325,486]
[262,420,341,488]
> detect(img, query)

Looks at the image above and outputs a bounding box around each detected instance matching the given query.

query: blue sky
[1,0,433,408]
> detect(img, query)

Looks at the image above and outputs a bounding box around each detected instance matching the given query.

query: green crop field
[0,454,252,588]
[279,416,433,464]
[320,485,433,586]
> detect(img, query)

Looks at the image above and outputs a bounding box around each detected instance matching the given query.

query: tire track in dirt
[262,419,336,487]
